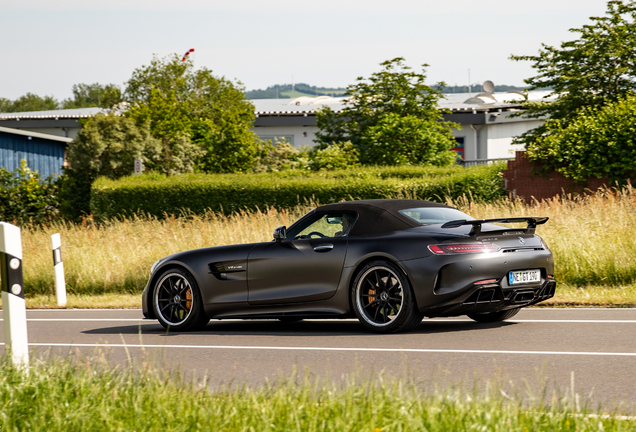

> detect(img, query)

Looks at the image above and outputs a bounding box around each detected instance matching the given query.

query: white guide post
[0,222,29,367]
[50,234,66,307]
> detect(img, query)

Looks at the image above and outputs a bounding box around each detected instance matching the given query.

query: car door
[246,212,356,305]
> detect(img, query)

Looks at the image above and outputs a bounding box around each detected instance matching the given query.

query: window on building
[452,137,465,160]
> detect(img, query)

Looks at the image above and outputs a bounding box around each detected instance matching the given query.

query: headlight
[150,259,164,275]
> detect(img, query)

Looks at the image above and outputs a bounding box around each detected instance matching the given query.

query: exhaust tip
[511,290,535,304]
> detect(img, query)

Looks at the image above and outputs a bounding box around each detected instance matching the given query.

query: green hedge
[90,163,506,219]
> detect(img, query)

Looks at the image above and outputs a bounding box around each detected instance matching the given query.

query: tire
[152,268,209,331]
[467,307,521,323]
[351,260,422,333]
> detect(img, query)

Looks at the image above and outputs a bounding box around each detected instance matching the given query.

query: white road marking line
[2,342,636,357]
[0,319,146,322]
[510,319,636,323]
[2,318,636,323]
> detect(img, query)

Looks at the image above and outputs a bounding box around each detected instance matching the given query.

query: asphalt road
[1,307,635,410]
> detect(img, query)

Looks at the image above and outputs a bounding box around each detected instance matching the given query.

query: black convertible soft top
[315,199,454,237]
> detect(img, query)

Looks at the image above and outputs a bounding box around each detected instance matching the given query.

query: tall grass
[15,188,636,296]
[0,354,632,431]
[20,207,307,295]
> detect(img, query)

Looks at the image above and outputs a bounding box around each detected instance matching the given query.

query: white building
[251,91,551,162]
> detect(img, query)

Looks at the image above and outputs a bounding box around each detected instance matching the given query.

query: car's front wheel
[467,308,521,323]
[152,268,209,331]
[351,260,422,333]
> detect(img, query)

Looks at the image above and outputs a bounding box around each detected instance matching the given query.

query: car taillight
[428,244,500,255]
[474,279,498,285]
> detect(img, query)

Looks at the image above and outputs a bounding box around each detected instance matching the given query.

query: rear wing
[441,217,549,236]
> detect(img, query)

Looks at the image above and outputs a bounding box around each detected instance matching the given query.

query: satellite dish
[482,80,495,93]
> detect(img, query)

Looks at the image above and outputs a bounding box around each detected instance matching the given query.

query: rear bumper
[421,279,556,317]
[402,248,556,317]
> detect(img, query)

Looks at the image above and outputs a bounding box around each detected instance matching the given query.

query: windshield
[399,207,474,225]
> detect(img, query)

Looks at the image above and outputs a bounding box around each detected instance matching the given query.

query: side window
[288,213,357,240]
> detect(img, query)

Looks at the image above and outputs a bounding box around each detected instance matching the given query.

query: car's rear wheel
[152,268,209,331]
[351,260,422,333]
[467,308,521,323]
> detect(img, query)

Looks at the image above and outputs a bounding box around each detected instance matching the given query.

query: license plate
[509,269,541,285]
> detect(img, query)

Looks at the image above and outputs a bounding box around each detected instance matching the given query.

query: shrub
[90,163,505,219]
[309,141,360,171]
[252,139,304,173]
[0,160,60,226]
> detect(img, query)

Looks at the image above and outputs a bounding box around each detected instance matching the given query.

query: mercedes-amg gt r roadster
[142,199,556,333]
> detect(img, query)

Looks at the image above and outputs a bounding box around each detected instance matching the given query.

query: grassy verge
[0,355,633,431]
[7,294,142,309]
[541,284,636,307]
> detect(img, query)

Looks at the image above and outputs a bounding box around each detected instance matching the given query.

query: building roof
[0,107,106,120]
[252,90,554,116]
[0,90,555,120]
[0,126,73,143]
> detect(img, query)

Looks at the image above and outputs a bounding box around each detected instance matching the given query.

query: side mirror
[273,225,287,242]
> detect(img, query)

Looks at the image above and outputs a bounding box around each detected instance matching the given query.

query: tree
[525,93,636,183]
[511,1,636,151]
[315,57,458,166]
[0,93,59,112]
[59,113,160,220]
[125,88,203,175]
[125,54,258,173]
[62,83,123,109]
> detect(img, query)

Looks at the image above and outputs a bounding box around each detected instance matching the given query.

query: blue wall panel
[0,132,65,178]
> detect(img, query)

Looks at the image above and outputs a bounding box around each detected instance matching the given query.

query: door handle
[313,244,334,252]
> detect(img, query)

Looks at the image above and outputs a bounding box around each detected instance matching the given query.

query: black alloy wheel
[351,260,422,333]
[152,268,209,331]
[467,307,521,323]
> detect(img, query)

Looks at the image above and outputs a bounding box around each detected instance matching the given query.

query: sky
[1,0,610,100]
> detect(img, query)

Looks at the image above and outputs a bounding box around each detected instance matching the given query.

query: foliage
[67,113,160,180]
[59,113,160,220]
[0,93,59,113]
[125,54,258,173]
[89,164,505,220]
[0,160,59,226]
[361,114,457,166]
[308,141,360,171]
[253,140,359,173]
[0,83,123,113]
[316,57,458,166]
[253,139,304,172]
[511,1,636,156]
[62,83,123,109]
[525,94,636,182]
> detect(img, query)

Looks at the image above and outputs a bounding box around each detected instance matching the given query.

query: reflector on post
[0,222,29,367]
[51,233,66,307]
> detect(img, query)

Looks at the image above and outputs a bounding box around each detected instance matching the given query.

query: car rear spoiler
[441,217,549,236]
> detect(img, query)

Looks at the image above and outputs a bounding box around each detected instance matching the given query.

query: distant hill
[439,84,527,93]
[245,83,347,99]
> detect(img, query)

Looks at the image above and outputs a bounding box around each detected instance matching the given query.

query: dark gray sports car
[142,199,556,333]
